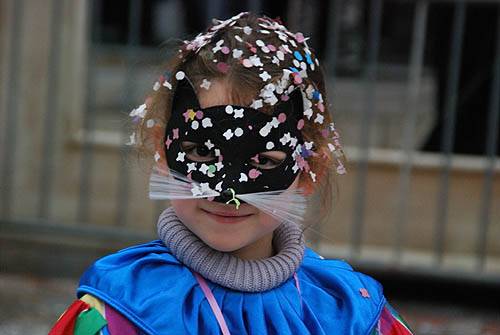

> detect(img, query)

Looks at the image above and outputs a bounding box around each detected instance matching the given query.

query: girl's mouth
[201,208,253,224]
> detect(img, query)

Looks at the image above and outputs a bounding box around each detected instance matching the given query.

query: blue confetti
[301,147,308,158]
[305,53,313,65]
[289,67,299,73]
[313,91,320,100]
[165,70,172,78]
[294,50,303,61]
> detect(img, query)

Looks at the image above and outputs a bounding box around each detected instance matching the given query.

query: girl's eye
[181,141,216,162]
[250,152,286,170]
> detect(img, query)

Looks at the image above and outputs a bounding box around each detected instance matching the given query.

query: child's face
[170,80,301,257]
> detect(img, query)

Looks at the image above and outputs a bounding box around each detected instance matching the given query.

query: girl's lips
[201,208,253,224]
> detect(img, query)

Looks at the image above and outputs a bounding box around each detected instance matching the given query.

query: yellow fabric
[80,294,105,317]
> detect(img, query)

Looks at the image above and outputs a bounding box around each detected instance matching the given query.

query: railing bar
[476,5,500,271]
[324,0,342,81]
[434,2,466,266]
[350,0,383,259]
[114,0,143,227]
[77,1,99,224]
[0,0,24,219]
[38,0,63,220]
[393,0,429,263]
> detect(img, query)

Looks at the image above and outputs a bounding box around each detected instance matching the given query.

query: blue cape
[78,241,385,335]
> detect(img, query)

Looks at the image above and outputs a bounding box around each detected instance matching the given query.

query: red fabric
[378,306,413,335]
[49,300,91,335]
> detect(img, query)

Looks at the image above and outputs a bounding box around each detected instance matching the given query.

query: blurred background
[1,0,499,334]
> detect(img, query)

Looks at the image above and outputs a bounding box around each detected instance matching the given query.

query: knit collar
[157,207,306,292]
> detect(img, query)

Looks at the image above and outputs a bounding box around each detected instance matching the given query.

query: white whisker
[149,166,220,199]
[237,189,307,224]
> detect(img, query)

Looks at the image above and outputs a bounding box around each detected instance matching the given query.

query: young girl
[50,12,413,335]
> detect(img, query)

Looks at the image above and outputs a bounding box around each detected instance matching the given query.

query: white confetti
[176,152,186,162]
[328,143,336,152]
[202,118,213,128]
[259,71,271,81]
[199,164,209,174]
[225,105,234,114]
[234,127,244,137]
[232,49,243,58]
[233,108,244,118]
[154,151,161,162]
[309,171,317,182]
[163,81,172,89]
[200,183,211,193]
[191,120,199,130]
[215,162,224,171]
[304,108,313,119]
[187,162,197,173]
[243,26,252,35]
[175,71,185,80]
[223,129,234,140]
[259,123,272,137]
[235,35,243,42]
[250,99,263,109]
[249,55,263,67]
[266,141,275,150]
[200,79,211,90]
[280,133,291,145]
[153,82,161,91]
[239,173,248,182]
[305,141,314,150]
[314,113,324,124]
[146,119,155,128]
[205,139,214,149]
[215,181,223,192]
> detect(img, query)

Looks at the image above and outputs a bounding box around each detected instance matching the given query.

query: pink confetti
[279,46,288,54]
[295,32,305,43]
[281,95,289,101]
[278,113,287,123]
[196,110,204,119]
[248,125,253,130]
[183,110,191,122]
[217,62,228,73]
[250,47,257,54]
[221,46,230,54]
[207,197,215,201]
[172,128,179,139]
[359,288,371,298]
[249,168,262,179]
[322,129,329,138]
[318,101,325,113]
[165,135,172,149]
[292,72,302,84]
[218,155,224,163]
[267,44,277,52]
[187,173,192,180]
[297,119,304,130]
[251,154,259,163]
[243,59,253,68]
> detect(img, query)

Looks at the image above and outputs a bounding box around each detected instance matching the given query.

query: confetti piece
[146,119,155,128]
[200,79,211,90]
[259,71,271,81]
[239,173,248,182]
[202,118,213,128]
[243,59,253,67]
[154,152,161,162]
[176,152,186,162]
[221,46,230,54]
[196,110,204,119]
[205,139,214,149]
[292,72,302,84]
[266,141,275,150]
[172,128,179,139]
[165,136,172,149]
[191,120,199,129]
[268,44,277,52]
[243,26,252,35]
[233,108,244,118]
[295,32,305,43]
[278,113,287,123]
[359,288,371,298]
[234,127,244,137]
[249,168,262,179]
[225,105,234,114]
[232,49,243,58]
[223,129,234,140]
[217,62,228,73]
[175,71,185,80]
[208,165,216,173]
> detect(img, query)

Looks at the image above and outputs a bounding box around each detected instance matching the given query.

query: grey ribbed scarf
[157,207,306,292]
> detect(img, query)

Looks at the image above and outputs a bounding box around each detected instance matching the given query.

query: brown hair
[133,12,343,222]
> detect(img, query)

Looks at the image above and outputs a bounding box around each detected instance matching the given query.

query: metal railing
[1,0,499,283]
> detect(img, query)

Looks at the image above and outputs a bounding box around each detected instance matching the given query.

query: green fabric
[73,307,107,335]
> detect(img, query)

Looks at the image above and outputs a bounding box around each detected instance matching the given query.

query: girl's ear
[153,124,169,171]
[299,148,329,195]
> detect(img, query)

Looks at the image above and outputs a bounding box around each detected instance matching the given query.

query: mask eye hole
[250,151,286,170]
[181,141,216,162]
